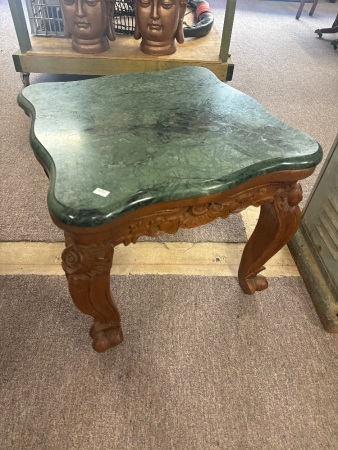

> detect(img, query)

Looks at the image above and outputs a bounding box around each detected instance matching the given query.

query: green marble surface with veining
[18,67,322,227]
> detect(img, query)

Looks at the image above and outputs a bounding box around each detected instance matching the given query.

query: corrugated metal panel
[303,135,338,291]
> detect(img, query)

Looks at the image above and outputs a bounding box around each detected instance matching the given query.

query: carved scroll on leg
[238,183,302,294]
[62,233,123,352]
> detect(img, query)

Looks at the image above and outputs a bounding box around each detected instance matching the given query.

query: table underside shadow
[53,168,313,352]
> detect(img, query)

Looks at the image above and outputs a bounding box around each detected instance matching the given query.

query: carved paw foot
[240,274,268,295]
[90,321,124,353]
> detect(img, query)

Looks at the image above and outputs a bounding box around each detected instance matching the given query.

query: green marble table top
[18,67,322,227]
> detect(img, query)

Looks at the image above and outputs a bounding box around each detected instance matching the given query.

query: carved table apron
[18,67,322,352]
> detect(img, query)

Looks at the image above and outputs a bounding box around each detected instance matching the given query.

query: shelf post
[8,0,32,53]
[219,0,236,62]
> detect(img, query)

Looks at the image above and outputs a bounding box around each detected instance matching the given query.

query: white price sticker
[93,188,110,197]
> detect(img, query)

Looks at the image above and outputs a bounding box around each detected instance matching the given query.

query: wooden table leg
[61,232,123,352]
[238,182,303,294]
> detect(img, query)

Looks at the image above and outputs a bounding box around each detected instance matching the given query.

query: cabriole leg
[62,232,123,352]
[238,182,303,294]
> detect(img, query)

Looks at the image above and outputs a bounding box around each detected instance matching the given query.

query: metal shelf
[9,0,236,82]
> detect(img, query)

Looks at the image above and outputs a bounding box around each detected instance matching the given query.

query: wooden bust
[61,0,116,54]
[134,0,187,56]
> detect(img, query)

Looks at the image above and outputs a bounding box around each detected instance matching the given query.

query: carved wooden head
[61,0,116,53]
[134,0,187,56]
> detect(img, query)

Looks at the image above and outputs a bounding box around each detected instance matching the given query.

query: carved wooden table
[18,67,322,352]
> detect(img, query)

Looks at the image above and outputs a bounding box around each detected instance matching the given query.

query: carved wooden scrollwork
[118,183,282,246]
[62,236,114,277]
[180,202,228,227]
[124,208,184,245]
[275,182,303,212]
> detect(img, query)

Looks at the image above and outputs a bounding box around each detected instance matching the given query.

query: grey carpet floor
[0,275,337,450]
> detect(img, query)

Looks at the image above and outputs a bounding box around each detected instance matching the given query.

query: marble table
[18,67,322,352]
